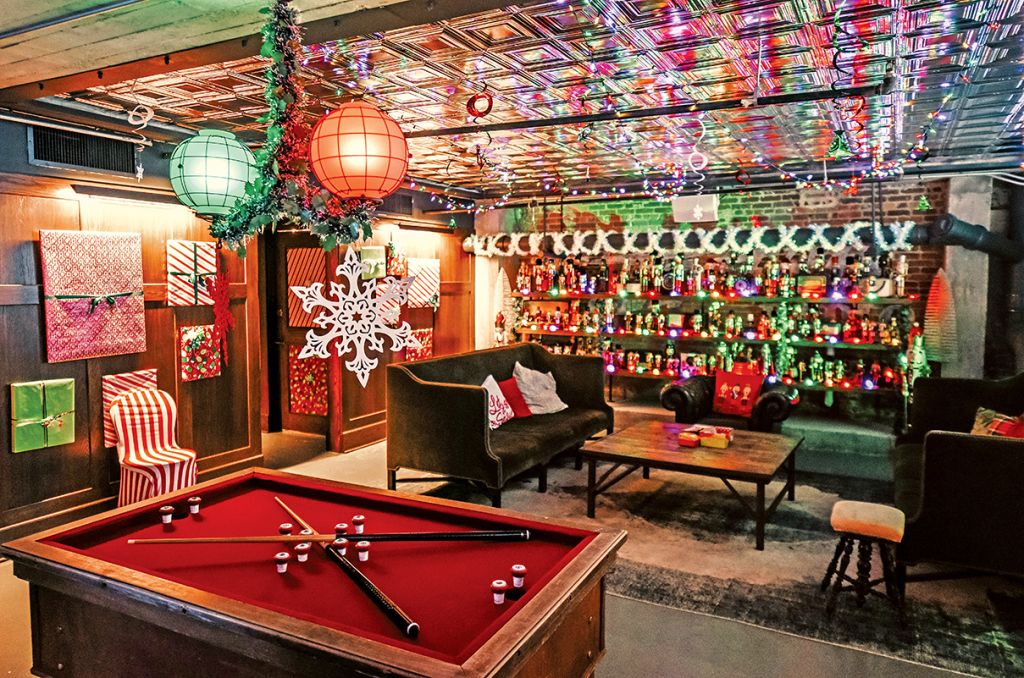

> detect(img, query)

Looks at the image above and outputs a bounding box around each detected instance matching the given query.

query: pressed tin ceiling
[58,0,1024,197]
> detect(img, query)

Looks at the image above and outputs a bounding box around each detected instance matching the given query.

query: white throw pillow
[481,375,514,429]
[513,362,568,415]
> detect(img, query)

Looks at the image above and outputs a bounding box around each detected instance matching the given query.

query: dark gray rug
[418,457,1024,677]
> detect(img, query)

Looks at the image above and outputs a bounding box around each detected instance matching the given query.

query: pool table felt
[42,473,596,664]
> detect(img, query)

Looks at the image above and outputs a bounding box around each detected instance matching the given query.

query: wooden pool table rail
[2,467,626,678]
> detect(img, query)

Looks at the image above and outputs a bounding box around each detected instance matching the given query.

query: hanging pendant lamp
[169,129,257,216]
[309,101,409,201]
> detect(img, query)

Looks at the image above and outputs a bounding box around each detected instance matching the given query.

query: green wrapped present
[10,379,75,453]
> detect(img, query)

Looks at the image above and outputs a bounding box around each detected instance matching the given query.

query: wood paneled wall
[325,223,475,452]
[0,174,261,541]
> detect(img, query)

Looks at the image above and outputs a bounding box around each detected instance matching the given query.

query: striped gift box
[375,281,402,326]
[102,368,158,448]
[407,258,440,309]
[166,240,217,306]
[287,248,326,327]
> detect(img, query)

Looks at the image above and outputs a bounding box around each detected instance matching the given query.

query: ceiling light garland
[464,221,920,258]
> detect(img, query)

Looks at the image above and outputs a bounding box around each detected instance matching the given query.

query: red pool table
[2,468,625,678]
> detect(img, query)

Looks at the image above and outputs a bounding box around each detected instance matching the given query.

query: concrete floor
[0,432,963,678]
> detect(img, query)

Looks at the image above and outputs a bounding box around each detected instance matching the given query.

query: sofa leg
[538,465,547,493]
[387,468,397,491]
[489,487,502,508]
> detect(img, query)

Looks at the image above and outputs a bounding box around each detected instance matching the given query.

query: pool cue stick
[273,496,420,639]
[128,529,530,545]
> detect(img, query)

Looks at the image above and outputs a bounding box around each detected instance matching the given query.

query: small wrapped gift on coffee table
[685,424,735,449]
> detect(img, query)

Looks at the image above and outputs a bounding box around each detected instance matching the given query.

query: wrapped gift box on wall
[166,240,217,306]
[359,246,387,280]
[180,325,222,382]
[10,379,75,453]
[386,241,408,277]
[288,346,328,416]
[405,328,434,361]
[408,258,440,309]
[101,368,158,447]
[40,230,146,362]
[286,248,326,328]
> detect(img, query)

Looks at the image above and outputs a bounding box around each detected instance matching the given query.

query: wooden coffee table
[581,420,803,550]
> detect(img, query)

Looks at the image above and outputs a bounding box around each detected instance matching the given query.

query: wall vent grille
[29,126,135,174]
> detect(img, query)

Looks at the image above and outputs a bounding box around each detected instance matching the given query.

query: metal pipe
[930,215,1024,261]
[0,110,152,146]
[406,80,891,139]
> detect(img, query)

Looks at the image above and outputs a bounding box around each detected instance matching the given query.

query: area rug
[415,458,1024,677]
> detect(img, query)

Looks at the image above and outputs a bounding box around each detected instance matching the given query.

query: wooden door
[266,231,329,435]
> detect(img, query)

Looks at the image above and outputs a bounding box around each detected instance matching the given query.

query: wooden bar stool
[821,500,907,625]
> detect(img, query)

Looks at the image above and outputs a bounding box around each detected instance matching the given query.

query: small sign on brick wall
[671,194,719,224]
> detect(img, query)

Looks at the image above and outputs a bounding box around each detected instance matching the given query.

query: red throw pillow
[971,407,1024,439]
[498,377,532,418]
[712,370,763,418]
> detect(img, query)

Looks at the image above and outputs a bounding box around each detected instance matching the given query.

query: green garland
[210,0,373,255]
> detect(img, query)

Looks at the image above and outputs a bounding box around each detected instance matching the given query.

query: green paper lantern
[169,129,257,216]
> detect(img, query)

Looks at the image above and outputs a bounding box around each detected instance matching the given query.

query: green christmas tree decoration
[916,193,932,212]
[827,130,853,161]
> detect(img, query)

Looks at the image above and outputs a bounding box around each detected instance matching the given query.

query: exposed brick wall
[499,180,949,307]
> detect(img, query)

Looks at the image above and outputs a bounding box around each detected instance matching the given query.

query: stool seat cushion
[831,500,905,543]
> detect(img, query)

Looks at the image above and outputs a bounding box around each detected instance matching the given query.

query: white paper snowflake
[290,247,418,388]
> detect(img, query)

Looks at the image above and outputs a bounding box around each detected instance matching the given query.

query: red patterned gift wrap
[166,240,217,306]
[288,346,328,416]
[40,230,146,363]
[405,328,434,361]
[179,325,222,382]
[286,248,326,328]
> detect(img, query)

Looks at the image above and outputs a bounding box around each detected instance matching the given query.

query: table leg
[787,451,796,501]
[755,483,766,551]
[587,459,597,518]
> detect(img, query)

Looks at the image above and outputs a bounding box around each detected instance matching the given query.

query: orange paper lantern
[309,102,409,200]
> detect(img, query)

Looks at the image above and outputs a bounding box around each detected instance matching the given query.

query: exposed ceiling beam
[0,0,144,41]
[477,158,1024,203]
[0,0,544,104]
[406,80,893,139]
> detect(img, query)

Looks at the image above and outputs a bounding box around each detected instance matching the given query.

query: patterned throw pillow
[971,407,1024,439]
[481,375,514,429]
[712,369,763,418]
[513,362,568,415]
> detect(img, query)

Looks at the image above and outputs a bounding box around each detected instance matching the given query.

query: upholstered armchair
[660,375,799,433]
[893,372,1024,581]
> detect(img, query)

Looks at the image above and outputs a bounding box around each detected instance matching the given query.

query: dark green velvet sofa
[386,343,613,507]
[893,372,1024,581]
